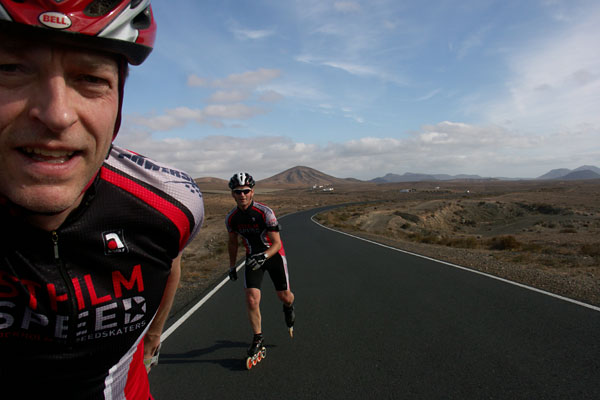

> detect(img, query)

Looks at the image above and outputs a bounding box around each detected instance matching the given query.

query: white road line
[311,215,600,313]
[161,262,245,341]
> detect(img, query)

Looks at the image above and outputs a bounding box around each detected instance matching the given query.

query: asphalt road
[149,206,600,399]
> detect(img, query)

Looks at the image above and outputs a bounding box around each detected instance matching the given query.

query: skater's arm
[263,231,282,259]
[228,231,239,267]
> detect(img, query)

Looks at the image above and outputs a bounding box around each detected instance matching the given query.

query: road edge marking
[161,261,245,341]
[311,214,600,313]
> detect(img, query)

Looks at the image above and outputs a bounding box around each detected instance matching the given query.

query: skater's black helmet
[229,172,255,189]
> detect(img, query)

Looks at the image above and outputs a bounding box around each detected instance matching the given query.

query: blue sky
[115,0,600,180]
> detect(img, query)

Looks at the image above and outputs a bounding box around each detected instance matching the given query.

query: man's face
[0,34,119,214]
[231,186,254,209]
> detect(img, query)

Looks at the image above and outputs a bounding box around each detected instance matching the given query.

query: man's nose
[29,76,77,133]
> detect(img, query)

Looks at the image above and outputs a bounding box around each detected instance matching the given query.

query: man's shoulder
[103,145,204,216]
[252,201,275,214]
[105,146,193,178]
[225,206,239,220]
[104,146,196,190]
[103,145,205,250]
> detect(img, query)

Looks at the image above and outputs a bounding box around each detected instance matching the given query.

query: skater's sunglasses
[233,189,252,195]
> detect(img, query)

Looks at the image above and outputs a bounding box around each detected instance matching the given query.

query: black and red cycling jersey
[225,201,285,257]
[0,145,204,399]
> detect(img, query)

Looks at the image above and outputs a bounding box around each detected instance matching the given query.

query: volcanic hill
[257,166,362,188]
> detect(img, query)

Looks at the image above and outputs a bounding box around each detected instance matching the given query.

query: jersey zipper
[51,230,78,347]
[52,230,60,259]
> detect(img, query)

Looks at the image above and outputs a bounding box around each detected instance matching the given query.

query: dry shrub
[521,242,544,253]
[407,233,479,249]
[517,202,567,215]
[393,211,420,223]
[560,228,578,234]
[581,244,600,257]
[445,236,479,249]
[487,235,520,251]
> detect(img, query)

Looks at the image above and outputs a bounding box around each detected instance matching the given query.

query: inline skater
[225,173,295,368]
[0,1,204,398]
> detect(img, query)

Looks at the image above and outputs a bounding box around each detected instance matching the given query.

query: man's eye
[82,75,107,85]
[0,64,20,73]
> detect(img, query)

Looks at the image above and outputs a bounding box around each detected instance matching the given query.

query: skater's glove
[143,342,161,373]
[246,253,267,270]
[228,267,238,281]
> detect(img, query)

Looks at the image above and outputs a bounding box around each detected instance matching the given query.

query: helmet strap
[113,58,129,140]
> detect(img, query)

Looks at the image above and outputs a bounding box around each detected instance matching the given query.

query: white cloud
[187,74,208,87]
[484,5,600,133]
[416,88,441,102]
[158,69,284,129]
[297,55,406,84]
[232,28,274,40]
[291,1,414,86]
[258,90,284,102]
[322,61,378,77]
[212,68,282,88]
[208,90,250,103]
[117,119,598,180]
[265,82,326,101]
[203,104,266,120]
[127,103,266,133]
[455,25,492,59]
[187,69,282,90]
[130,114,186,131]
[333,2,361,13]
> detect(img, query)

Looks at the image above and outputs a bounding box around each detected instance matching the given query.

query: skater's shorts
[245,252,290,291]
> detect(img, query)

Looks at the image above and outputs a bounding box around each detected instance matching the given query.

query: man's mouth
[21,147,77,163]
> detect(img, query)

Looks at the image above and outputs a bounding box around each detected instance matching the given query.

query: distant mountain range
[372,165,600,183]
[536,165,600,180]
[371,172,487,183]
[195,165,600,188]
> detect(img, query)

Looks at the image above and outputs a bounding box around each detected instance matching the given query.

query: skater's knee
[246,297,260,309]
[245,289,261,309]
[277,290,294,305]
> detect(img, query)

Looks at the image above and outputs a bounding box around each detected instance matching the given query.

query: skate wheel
[252,356,258,366]
[245,357,253,370]
[288,327,294,338]
[257,352,262,362]
[260,347,267,358]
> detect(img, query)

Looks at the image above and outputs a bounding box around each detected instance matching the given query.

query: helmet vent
[84,0,121,17]
[131,6,151,30]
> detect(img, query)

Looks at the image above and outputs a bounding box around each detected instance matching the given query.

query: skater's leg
[276,289,294,307]
[278,289,295,336]
[245,288,262,334]
[247,332,265,357]
[265,254,295,335]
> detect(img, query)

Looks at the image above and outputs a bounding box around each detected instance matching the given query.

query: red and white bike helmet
[0,0,157,138]
[0,0,156,65]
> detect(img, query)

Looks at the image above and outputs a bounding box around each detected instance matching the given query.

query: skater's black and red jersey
[225,202,285,257]
[0,146,204,399]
